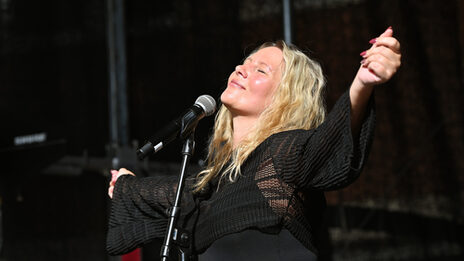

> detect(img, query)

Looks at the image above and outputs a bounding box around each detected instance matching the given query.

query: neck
[231,115,258,148]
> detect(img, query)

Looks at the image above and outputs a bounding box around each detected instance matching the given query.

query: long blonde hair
[194,40,326,192]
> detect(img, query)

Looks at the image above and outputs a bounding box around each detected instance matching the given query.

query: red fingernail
[360,51,367,57]
[388,26,393,30]
[369,38,376,44]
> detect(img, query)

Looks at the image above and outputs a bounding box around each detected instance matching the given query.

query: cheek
[252,78,270,92]
[252,78,276,100]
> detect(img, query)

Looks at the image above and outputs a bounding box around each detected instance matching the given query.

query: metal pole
[282,0,293,43]
[107,0,131,172]
[107,0,118,148]
[114,0,129,147]
[107,0,129,150]
[161,134,196,261]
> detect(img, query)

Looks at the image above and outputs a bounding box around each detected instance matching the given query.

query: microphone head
[195,95,216,116]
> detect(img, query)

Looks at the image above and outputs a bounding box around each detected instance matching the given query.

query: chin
[220,95,239,114]
[220,90,234,105]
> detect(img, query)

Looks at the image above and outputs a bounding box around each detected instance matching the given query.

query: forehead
[248,47,283,69]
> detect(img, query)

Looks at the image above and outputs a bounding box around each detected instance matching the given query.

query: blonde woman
[107,27,401,260]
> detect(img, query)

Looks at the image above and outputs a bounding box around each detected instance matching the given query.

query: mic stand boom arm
[161,132,196,261]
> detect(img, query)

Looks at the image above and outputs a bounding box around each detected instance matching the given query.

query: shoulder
[268,128,316,148]
[251,128,316,162]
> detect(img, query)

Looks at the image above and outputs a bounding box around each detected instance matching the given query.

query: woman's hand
[108,168,135,199]
[355,26,402,88]
[349,26,401,136]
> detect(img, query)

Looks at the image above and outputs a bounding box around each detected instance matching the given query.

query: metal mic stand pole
[160,133,195,261]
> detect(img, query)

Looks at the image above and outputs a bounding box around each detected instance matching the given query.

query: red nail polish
[388,26,393,30]
[360,51,367,57]
[369,38,376,44]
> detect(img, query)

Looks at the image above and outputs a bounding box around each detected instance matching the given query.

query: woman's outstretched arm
[350,26,401,136]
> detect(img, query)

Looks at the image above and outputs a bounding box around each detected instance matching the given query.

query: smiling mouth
[230,80,245,90]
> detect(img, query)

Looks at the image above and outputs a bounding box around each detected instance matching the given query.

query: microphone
[137,95,216,159]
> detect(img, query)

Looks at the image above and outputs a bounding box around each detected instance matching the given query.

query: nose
[235,64,248,78]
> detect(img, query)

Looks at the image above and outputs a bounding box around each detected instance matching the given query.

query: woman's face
[221,46,283,118]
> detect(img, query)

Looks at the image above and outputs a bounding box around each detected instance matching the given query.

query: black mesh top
[106,91,376,257]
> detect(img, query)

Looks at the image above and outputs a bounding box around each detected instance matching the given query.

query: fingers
[370,37,401,55]
[379,26,393,38]
[365,61,390,83]
[358,26,402,83]
[108,168,136,199]
[362,47,401,70]
[361,54,399,84]
[363,27,401,56]
[117,168,135,176]
[110,169,118,182]
[363,26,399,51]
[109,170,117,198]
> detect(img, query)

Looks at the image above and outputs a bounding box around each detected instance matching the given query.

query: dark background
[1,0,463,260]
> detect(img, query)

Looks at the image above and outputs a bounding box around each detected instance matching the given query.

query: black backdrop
[1,0,464,260]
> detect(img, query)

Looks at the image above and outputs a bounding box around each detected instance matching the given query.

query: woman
[107,27,401,260]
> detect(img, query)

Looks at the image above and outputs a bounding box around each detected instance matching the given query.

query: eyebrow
[244,57,272,72]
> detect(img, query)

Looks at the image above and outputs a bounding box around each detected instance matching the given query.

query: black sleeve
[272,90,375,190]
[106,174,197,255]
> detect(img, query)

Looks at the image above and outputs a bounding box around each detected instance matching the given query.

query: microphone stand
[160,132,196,261]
